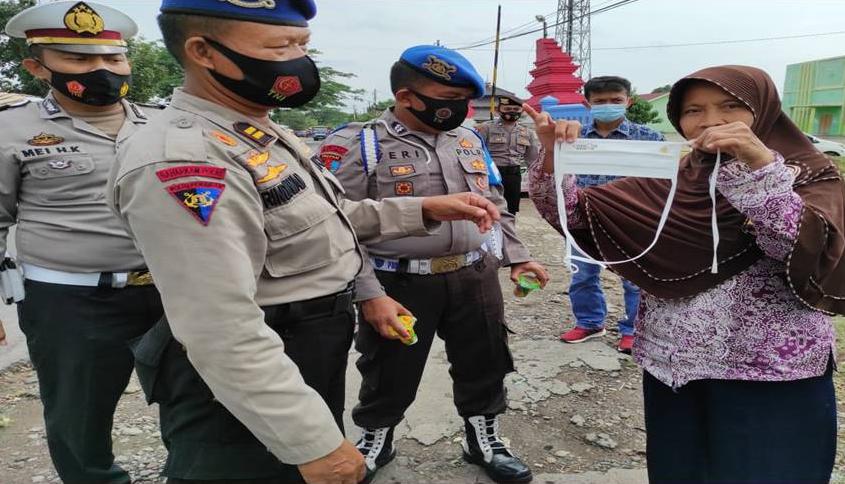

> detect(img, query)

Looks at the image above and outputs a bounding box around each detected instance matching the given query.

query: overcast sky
[91,0,845,109]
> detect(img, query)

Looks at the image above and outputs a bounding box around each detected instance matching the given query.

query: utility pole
[489,4,502,121]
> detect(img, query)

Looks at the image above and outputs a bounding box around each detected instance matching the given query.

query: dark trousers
[643,362,836,484]
[132,294,355,482]
[17,280,163,484]
[353,255,514,429]
[497,165,522,215]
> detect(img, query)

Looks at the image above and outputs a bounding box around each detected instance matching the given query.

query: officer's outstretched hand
[298,439,365,484]
[361,295,413,341]
[510,261,550,288]
[523,103,581,174]
[0,319,6,346]
[421,193,500,233]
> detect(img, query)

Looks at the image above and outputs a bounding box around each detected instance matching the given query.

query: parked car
[806,133,845,157]
[311,126,330,141]
[293,129,309,137]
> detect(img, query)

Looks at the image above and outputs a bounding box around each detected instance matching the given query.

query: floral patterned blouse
[529,153,834,388]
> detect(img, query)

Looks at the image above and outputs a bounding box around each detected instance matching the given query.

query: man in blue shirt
[560,76,665,353]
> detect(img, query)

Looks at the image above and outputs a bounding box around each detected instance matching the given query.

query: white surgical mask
[554,139,722,274]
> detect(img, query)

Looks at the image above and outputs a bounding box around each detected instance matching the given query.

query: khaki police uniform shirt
[476,118,540,168]
[108,89,433,465]
[0,94,150,272]
[324,109,532,301]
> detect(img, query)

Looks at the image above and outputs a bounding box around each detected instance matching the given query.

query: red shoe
[560,326,606,343]
[617,335,635,354]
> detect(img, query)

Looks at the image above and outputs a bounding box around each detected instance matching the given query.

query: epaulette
[329,123,349,135]
[133,101,166,109]
[328,121,364,138]
[0,92,30,112]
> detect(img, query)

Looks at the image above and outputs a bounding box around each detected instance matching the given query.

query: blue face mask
[590,103,627,122]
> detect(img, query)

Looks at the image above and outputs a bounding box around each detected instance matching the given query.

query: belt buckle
[430,255,462,274]
[127,271,153,286]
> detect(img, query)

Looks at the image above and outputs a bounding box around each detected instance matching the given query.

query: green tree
[650,84,672,94]
[626,95,660,125]
[0,0,43,96]
[125,38,184,103]
[357,99,394,122]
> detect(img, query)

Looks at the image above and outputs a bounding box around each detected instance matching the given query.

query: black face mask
[500,112,522,122]
[205,38,321,108]
[407,90,470,132]
[45,66,131,106]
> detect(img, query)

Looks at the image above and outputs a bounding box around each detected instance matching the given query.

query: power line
[452,0,640,51]
[454,29,845,52]
[593,29,845,50]
[443,8,559,48]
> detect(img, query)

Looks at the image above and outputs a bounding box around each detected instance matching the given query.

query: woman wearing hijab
[526,65,843,483]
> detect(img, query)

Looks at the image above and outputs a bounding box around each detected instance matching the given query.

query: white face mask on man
[553,139,722,274]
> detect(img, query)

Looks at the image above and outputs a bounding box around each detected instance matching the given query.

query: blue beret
[160,0,316,27]
[399,45,485,99]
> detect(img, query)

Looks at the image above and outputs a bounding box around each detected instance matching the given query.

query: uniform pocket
[27,156,95,179]
[25,156,98,202]
[264,191,341,276]
[129,317,173,405]
[457,156,492,196]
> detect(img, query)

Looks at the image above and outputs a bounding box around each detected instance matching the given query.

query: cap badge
[222,0,277,8]
[64,2,105,36]
[422,55,457,81]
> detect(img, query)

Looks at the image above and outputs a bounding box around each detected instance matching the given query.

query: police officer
[476,95,541,214]
[1,3,163,483]
[108,2,500,483]
[322,45,549,484]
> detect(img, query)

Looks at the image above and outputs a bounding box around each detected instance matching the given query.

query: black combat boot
[462,415,533,483]
[357,426,397,484]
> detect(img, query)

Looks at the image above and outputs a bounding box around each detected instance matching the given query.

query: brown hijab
[571,65,845,314]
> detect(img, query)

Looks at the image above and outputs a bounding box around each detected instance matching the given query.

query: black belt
[496,165,522,175]
[278,282,355,319]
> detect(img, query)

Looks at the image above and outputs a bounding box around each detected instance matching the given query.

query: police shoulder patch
[156,165,227,182]
[165,181,225,226]
[319,144,349,172]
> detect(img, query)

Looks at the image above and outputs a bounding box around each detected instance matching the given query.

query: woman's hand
[523,103,581,173]
[690,122,774,170]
